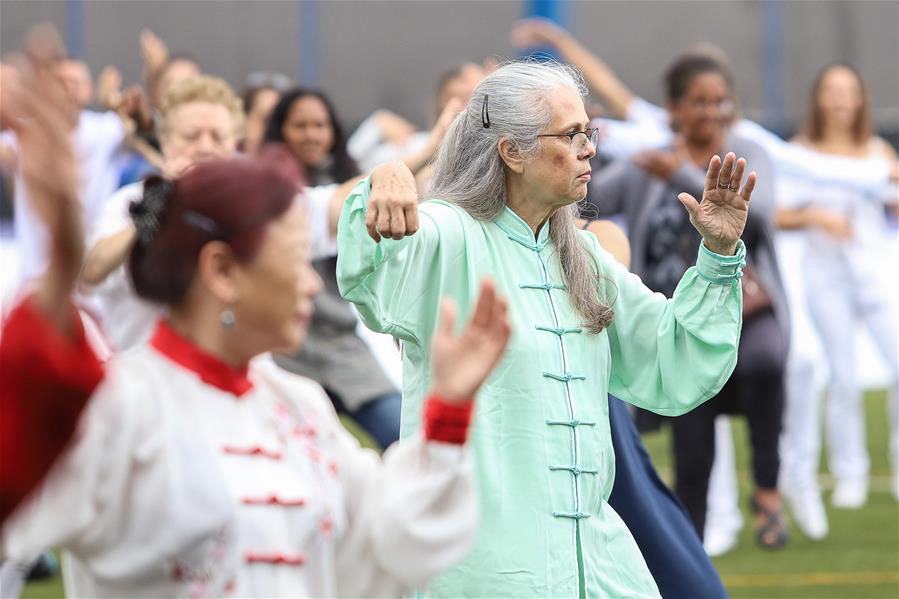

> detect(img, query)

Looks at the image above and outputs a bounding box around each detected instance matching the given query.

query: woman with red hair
[2,151,510,597]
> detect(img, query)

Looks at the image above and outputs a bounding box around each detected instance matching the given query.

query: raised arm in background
[0,24,104,525]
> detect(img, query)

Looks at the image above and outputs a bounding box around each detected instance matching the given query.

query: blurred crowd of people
[0,15,897,598]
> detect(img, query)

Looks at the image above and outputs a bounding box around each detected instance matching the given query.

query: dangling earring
[220,309,236,329]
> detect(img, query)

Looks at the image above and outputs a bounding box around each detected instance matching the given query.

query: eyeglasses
[537,127,599,154]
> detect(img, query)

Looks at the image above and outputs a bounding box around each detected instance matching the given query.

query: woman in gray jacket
[587,52,790,549]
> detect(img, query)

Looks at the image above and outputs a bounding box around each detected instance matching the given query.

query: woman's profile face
[282,95,335,168]
[816,66,863,129]
[670,72,733,146]
[518,86,596,208]
[230,202,322,355]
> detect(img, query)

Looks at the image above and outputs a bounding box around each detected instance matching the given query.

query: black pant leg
[671,394,721,539]
[736,312,787,490]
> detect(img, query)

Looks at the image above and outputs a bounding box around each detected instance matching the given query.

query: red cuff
[423,395,473,445]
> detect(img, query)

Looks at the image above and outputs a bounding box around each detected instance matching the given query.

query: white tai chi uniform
[1,322,476,598]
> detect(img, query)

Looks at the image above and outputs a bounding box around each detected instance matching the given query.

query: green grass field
[22,395,898,598]
[643,390,899,599]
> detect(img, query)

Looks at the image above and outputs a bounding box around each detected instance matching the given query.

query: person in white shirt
[1,57,126,290]
[2,155,510,598]
[775,64,899,516]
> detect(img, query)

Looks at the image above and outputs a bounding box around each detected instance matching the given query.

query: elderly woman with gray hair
[337,61,756,597]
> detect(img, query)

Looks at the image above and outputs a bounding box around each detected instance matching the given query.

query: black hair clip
[481,94,491,128]
[130,177,173,245]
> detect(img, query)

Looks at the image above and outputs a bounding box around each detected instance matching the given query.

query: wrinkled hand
[430,279,511,404]
[140,29,169,74]
[366,161,419,242]
[510,18,569,50]
[678,152,756,255]
[632,149,681,181]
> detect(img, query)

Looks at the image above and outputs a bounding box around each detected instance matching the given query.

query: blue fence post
[762,0,787,136]
[520,0,569,61]
[298,0,320,87]
[65,0,84,59]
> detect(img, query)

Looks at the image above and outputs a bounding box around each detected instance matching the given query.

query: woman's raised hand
[678,152,756,256]
[509,18,570,50]
[366,160,420,242]
[140,29,169,76]
[3,25,82,329]
[429,279,511,405]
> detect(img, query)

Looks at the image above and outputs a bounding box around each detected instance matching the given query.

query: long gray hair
[429,61,614,333]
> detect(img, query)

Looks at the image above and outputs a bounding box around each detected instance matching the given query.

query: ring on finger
[728,185,739,192]
[717,180,730,189]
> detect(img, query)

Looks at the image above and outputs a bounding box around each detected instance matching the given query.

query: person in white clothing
[2,155,510,598]
[1,57,126,289]
[775,63,899,513]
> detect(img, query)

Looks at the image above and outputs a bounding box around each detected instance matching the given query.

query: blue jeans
[330,391,402,449]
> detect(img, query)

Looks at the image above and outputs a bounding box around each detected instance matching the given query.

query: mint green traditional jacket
[336,178,745,598]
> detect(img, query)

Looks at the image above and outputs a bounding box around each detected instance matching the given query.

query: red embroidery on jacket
[241,494,306,507]
[244,551,306,566]
[221,444,283,460]
[320,516,334,535]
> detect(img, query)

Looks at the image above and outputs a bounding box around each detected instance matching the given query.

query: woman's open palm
[678,152,756,255]
[430,280,511,405]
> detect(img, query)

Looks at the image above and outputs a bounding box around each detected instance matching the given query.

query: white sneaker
[783,487,829,540]
[703,526,739,557]
[831,480,868,509]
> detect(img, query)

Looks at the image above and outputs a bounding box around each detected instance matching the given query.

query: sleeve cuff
[423,395,474,445]
[696,239,746,285]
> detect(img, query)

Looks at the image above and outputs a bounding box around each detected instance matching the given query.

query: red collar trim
[150,321,254,397]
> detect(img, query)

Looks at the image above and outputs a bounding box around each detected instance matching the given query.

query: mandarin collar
[492,205,551,252]
[150,321,254,397]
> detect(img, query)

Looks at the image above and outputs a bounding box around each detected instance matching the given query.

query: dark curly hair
[262,88,359,184]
